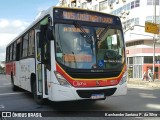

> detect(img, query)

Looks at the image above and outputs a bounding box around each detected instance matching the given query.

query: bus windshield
[55,23,125,69]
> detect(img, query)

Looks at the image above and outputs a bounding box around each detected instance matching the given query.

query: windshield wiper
[97,27,109,41]
[73,21,94,55]
[73,21,93,45]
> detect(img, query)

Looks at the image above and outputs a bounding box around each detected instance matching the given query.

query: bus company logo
[73,81,86,87]
[96,80,100,86]
[2,112,11,117]
[110,80,118,85]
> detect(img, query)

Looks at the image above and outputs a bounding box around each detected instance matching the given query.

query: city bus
[5,6,127,104]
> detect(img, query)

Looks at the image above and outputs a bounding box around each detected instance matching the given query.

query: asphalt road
[0,74,160,120]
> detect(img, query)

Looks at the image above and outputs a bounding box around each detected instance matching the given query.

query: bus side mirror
[46,26,55,41]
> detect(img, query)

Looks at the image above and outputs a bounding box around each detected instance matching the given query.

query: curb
[127,79,160,88]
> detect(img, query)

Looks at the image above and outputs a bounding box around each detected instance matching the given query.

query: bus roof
[6,6,53,47]
[53,6,117,16]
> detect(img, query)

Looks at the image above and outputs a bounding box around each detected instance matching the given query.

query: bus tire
[32,81,45,105]
[11,74,19,91]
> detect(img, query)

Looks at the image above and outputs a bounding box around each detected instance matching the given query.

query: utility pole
[153,0,156,81]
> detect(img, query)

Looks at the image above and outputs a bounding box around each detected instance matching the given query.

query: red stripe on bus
[5,62,16,76]
[56,63,125,88]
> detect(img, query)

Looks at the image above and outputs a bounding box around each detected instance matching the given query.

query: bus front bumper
[49,82,127,102]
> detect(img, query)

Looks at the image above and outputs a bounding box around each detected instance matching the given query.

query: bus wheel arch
[11,72,19,91]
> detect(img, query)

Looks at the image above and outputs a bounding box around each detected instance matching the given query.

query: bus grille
[76,88,117,98]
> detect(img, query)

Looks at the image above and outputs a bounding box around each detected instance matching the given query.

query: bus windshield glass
[55,23,125,69]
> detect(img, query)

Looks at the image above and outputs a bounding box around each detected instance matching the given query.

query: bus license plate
[91,94,105,99]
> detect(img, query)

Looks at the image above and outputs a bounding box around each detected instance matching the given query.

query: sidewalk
[127,78,160,88]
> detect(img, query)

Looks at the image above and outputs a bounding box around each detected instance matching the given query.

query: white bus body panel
[49,82,127,102]
[14,61,21,87]
[6,58,35,92]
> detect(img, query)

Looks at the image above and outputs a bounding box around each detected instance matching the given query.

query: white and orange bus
[5,7,127,104]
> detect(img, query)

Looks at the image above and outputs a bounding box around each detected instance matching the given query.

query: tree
[0,65,5,74]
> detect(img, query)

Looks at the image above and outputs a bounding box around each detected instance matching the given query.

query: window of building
[123,5,127,11]
[147,0,152,5]
[156,0,159,5]
[147,0,159,5]
[126,19,131,27]
[126,40,144,47]
[130,18,134,23]
[108,0,115,5]
[82,2,87,9]
[111,11,114,15]
[146,16,160,24]
[154,16,160,24]
[28,30,35,56]
[99,1,107,11]
[120,7,123,12]
[146,16,153,22]
[126,3,131,10]
[93,4,98,11]
[129,57,133,64]
[22,34,29,58]
[117,8,121,14]
[134,18,139,25]
[71,3,76,7]
[144,56,153,63]
[135,0,140,7]
[131,1,135,9]
[146,16,153,20]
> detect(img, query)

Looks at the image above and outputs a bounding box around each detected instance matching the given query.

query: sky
[0,0,59,61]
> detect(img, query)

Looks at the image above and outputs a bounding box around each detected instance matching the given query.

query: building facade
[59,0,160,79]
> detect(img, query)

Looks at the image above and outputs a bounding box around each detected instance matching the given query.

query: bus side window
[13,42,16,60]
[16,38,21,61]
[28,30,35,56]
[22,34,29,58]
[9,45,13,61]
[6,47,10,62]
[36,32,41,61]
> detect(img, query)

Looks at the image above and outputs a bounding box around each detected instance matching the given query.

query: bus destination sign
[63,11,113,24]
[54,9,115,24]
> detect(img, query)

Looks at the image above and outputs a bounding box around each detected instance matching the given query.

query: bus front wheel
[32,81,45,105]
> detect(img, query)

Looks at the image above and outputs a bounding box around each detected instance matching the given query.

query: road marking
[0,92,23,96]
[147,104,160,110]
[139,93,157,98]
[3,83,11,85]
[0,83,11,88]
[0,86,8,88]
[0,86,11,88]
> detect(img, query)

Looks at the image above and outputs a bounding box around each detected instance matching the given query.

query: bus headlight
[119,71,127,85]
[54,71,71,87]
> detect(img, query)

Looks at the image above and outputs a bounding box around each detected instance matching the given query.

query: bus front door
[35,30,48,98]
